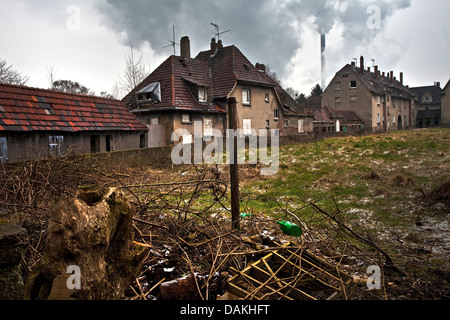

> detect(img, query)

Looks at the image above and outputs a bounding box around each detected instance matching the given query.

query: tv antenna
[211,23,230,41]
[163,25,179,55]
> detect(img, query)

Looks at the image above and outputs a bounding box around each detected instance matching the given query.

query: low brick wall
[64,145,174,171]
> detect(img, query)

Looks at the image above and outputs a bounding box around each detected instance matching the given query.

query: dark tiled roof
[0,83,148,132]
[337,64,414,99]
[409,85,442,105]
[417,109,441,118]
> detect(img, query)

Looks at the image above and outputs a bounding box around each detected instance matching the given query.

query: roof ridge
[0,81,120,102]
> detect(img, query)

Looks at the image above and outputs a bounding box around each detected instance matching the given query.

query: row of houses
[1,36,449,162]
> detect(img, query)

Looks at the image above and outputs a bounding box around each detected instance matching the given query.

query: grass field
[236,128,449,299]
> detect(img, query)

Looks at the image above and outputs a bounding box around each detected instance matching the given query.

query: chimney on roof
[180,36,191,60]
[360,56,364,73]
[218,39,223,49]
[436,81,441,87]
[400,72,404,85]
[210,38,217,53]
[390,71,393,83]
[367,67,371,72]
[374,66,379,79]
[351,61,356,66]
[382,72,385,77]
[255,63,266,73]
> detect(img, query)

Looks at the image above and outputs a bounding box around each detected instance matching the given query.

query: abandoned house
[0,83,148,163]
[321,56,415,133]
[441,79,450,126]
[122,36,313,147]
[410,83,443,128]
[313,106,364,133]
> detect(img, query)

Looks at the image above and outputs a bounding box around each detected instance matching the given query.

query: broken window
[49,135,64,157]
[203,118,213,137]
[90,135,100,154]
[243,119,252,135]
[242,89,251,105]
[182,114,191,124]
[265,93,270,102]
[0,137,7,162]
[136,82,161,103]
[350,81,357,89]
[198,87,207,103]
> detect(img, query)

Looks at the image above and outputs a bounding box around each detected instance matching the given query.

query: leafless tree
[120,37,148,94]
[46,65,57,89]
[0,58,29,85]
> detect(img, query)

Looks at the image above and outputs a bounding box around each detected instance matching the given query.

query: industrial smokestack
[321,33,326,89]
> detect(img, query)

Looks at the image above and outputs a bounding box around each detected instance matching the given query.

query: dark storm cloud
[95,0,411,80]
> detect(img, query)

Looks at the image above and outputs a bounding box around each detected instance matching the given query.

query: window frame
[350,80,357,89]
[181,113,192,124]
[274,109,280,120]
[49,135,64,157]
[198,87,208,103]
[242,89,251,106]
[0,136,7,161]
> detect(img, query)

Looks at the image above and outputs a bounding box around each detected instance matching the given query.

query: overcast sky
[0,0,449,98]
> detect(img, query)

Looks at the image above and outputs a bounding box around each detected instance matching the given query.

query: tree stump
[24,186,146,300]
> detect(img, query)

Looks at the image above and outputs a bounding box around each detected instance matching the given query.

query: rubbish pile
[126,209,353,300]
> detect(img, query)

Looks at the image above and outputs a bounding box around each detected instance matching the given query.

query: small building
[439,79,450,127]
[313,106,364,133]
[122,37,313,147]
[410,83,442,128]
[0,83,148,163]
[322,56,415,133]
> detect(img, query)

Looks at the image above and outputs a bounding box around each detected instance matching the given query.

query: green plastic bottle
[277,221,303,237]
[240,213,252,218]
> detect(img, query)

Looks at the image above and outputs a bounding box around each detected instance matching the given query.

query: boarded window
[49,136,64,157]
[150,116,159,125]
[182,134,192,144]
[350,96,357,102]
[0,137,7,161]
[335,97,341,104]
[243,119,252,135]
[203,118,213,136]
[298,119,305,133]
[182,114,191,124]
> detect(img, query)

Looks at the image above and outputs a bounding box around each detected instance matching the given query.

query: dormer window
[198,87,207,103]
[136,82,161,104]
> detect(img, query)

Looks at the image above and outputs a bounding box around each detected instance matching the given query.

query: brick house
[321,56,415,133]
[122,37,313,147]
[0,83,148,163]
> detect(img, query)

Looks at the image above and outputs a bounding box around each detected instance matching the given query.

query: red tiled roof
[0,83,148,132]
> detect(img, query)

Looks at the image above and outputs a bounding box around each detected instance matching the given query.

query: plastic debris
[277,221,303,237]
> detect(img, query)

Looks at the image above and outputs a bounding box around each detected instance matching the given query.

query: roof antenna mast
[163,25,179,56]
[211,23,230,41]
